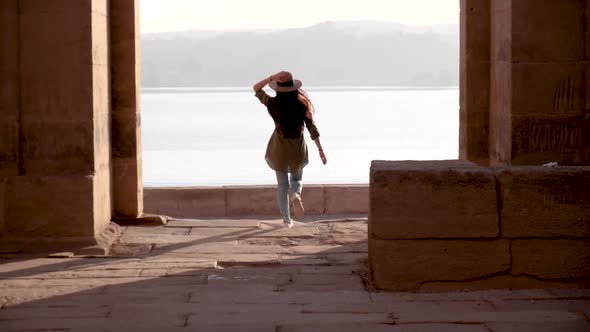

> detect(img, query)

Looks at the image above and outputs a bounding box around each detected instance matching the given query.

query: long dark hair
[271,89,315,138]
[274,89,315,117]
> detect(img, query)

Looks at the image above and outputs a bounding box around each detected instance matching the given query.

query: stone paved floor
[1,216,589,331]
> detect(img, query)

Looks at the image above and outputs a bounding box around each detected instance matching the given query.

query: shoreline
[142,85,460,94]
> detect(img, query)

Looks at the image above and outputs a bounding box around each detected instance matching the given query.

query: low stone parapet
[144,184,369,218]
[369,160,590,291]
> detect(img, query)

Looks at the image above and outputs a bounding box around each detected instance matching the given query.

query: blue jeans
[275,170,303,221]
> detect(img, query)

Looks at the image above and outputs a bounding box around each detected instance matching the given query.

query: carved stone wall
[0,0,141,238]
[462,0,590,166]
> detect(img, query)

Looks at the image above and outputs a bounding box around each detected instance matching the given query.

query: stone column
[489,0,512,165]
[459,0,491,165]
[490,0,588,165]
[110,0,143,218]
[0,0,112,237]
[0,0,20,235]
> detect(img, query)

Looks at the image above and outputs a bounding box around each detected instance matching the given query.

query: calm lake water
[142,87,459,186]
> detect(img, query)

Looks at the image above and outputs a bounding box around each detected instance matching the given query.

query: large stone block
[498,166,590,237]
[512,239,590,279]
[112,112,139,158]
[20,4,94,122]
[5,175,95,236]
[459,106,490,165]
[112,158,142,217]
[144,187,226,218]
[325,185,368,215]
[463,61,491,111]
[463,2,490,61]
[300,185,324,215]
[512,0,584,62]
[370,160,498,239]
[21,120,94,175]
[370,239,511,291]
[226,186,278,216]
[110,0,140,111]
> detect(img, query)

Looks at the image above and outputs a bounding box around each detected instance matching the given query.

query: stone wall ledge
[369,160,590,291]
[144,184,369,218]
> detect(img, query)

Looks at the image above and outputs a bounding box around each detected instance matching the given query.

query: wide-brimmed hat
[269,72,302,92]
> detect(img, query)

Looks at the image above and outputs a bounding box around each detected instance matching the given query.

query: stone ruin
[0,0,588,290]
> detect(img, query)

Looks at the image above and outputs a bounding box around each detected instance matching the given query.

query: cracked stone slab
[206,270,292,286]
[109,243,154,256]
[62,258,215,271]
[298,266,362,275]
[151,243,290,255]
[186,304,392,325]
[371,289,557,304]
[279,255,331,266]
[10,269,144,279]
[286,273,365,292]
[492,299,590,312]
[118,228,254,244]
[0,316,186,330]
[166,219,261,228]
[188,284,285,304]
[279,323,490,332]
[371,239,511,291]
[190,283,370,305]
[485,322,590,332]
[391,310,585,324]
[279,253,366,266]
[122,226,191,236]
[323,253,367,265]
[289,243,367,255]
[246,225,320,238]
[0,258,82,274]
[139,269,211,278]
[181,323,276,332]
[5,291,189,309]
[183,253,281,266]
[9,277,154,288]
[0,304,111,320]
[1,286,105,307]
[240,237,323,247]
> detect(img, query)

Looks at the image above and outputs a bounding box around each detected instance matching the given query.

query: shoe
[290,193,305,220]
[283,219,293,228]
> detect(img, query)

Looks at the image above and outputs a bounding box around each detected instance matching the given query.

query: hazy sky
[140,0,459,33]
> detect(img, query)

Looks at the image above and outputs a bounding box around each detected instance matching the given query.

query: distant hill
[140,21,459,87]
